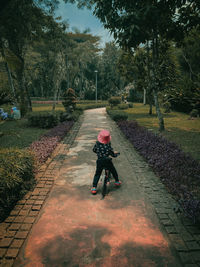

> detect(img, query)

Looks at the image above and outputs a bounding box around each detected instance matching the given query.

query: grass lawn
[0,103,55,149]
[124,103,200,161]
[0,101,107,149]
[0,119,48,149]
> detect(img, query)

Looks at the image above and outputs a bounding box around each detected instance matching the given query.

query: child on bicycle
[91,129,121,194]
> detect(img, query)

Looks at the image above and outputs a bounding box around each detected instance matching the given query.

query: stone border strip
[0,116,83,266]
[107,114,200,266]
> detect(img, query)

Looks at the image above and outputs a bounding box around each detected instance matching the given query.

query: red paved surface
[14,108,181,266]
[15,185,177,267]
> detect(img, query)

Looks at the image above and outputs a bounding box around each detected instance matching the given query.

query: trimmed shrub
[59,111,71,122]
[62,88,77,112]
[0,148,35,222]
[71,110,83,121]
[107,108,128,122]
[108,97,121,108]
[112,113,128,122]
[118,120,200,222]
[128,103,133,108]
[27,111,59,128]
[190,109,199,118]
[118,104,129,110]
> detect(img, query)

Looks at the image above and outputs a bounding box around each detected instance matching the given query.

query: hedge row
[27,110,82,128]
[0,148,35,222]
[118,120,200,223]
[106,108,128,122]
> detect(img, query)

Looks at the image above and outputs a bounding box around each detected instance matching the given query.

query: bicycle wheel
[101,170,109,199]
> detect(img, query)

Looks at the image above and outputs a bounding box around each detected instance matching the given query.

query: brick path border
[0,117,83,266]
[107,114,200,267]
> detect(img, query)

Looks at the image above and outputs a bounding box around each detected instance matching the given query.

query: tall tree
[98,42,125,99]
[0,0,60,114]
[65,0,200,130]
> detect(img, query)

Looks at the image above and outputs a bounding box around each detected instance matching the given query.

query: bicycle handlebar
[114,152,120,157]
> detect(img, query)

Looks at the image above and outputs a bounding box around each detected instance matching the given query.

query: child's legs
[92,160,104,187]
[106,160,119,181]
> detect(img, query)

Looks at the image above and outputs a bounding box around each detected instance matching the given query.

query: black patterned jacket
[93,141,115,160]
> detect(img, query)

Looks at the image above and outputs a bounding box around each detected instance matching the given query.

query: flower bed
[118,120,200,223]
[29,121,74,164]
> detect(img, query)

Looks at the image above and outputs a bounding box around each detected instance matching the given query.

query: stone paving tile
[20,224,32,231]
[10,239,24,248]
[5,231,16,238]
[15,231,29,239]
[5,248,19,259]
[0,238,13,248]
[0,248,6,259]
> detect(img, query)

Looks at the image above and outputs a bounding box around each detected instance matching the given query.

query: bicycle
[101,152,120,199]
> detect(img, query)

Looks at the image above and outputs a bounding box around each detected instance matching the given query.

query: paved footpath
[1,108,200,267]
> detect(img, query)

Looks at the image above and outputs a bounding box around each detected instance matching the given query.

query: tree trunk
[18,70,28,116]
[52,88,57,111]
[152,33,165,131]
[15,53,30,117]
[149,103,153,115]
[52,80,59,111]
[153,89,164,131]
[143,89,146,105]
[25,84,32,112]
[0,38,17,102]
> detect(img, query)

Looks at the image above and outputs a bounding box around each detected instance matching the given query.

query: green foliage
[70,110,83,121]
[0,85,13,106]
[128,103,133,108]
[27,111,59,128]
[108,97,121,107]
[164,78,200,113]
[58,109,83,122]
[0,148,35,222]
[163,101,171,113]
[62,88,77,112]
[118,103,129,110]
[128,89,143,103]
[190,109,199,118]
[106,108,128,121]
[97,42,125,99]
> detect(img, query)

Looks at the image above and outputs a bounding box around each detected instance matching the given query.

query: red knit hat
[97,130,111,144]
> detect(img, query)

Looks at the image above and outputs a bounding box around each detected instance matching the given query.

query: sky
[55,1,114,47]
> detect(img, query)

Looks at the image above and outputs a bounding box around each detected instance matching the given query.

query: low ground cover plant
[0,148,35,222]
[123,103,200,162]
[29,120,74,164]
[0,105,83,222]
[118,120,200,223]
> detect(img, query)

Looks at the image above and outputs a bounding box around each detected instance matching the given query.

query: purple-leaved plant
[29,121,74,164]
[118,120,200,223]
